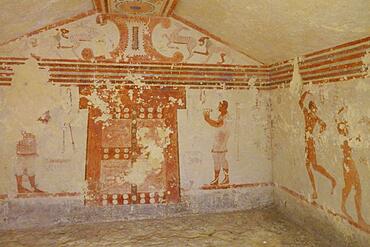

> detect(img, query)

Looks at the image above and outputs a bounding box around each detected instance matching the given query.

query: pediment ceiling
[1,0,369,64]
[174,0,370,64]
[0,0,93,45]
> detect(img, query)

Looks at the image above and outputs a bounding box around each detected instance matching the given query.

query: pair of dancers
[299,90,367,227]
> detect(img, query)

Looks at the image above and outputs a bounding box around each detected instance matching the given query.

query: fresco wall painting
[0,11,269,210]
[271,36,370,234]
[0,4,369,240]
[80,87,185,205]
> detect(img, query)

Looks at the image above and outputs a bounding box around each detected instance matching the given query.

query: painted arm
[349,135,362,143]
[318,117,327,133]
[30,53,41,61]
[299,91,310,110]
[204,112,224,128]
[335,118,342,133]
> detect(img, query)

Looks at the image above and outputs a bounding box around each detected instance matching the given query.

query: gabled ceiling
[0,0,93,45]
[174,0,370,64]
[0,0,369,64]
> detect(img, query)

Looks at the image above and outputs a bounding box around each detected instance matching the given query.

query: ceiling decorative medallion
[94,0,177,17]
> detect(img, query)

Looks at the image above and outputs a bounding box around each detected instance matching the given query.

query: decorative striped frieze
[1,36,369,90]
[267,36,370,89]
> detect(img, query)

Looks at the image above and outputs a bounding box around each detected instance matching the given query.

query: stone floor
[0,208,333,247]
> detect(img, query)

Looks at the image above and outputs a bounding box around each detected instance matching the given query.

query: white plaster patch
[289,57,304,97]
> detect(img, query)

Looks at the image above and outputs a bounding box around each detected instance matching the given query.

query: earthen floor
[0,208,332,247]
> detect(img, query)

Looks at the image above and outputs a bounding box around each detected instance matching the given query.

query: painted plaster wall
[274,188,370,246]
[271,79,370,239]
[0,15,260,65]
[270,37,370,243]
[178,89,272,210]
[1,8,366,243]
[179,89,271,191]
[0,13,272,228]
[0,63,88,196]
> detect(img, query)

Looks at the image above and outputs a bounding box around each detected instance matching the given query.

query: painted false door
[80,87,185,206]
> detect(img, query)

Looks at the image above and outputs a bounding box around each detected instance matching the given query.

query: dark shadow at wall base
[274,187,370,247]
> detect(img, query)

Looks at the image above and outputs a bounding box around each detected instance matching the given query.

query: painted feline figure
[163,25,197,60]
[194,37,228,64]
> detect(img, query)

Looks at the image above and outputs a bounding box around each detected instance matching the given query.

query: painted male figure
[14,108,50,193]
[299,91,336,199]
[203,100,231,185]
[15,131,44,193]
[335,107,368,227]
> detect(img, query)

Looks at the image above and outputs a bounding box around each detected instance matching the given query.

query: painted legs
[210,169,220,185]
[311,161,336,195]
[211,152,229,186]
[29,175,44,193]
[341,171,368,227]
[305,160,318,199]
[15,175,44,193]
[15,155,44,193]
[16,175,31,193]
[222,167,230,184]
[305,147,336,199]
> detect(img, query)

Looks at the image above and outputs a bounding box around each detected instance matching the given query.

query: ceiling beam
[92,0,109,13]
[162,0,178,16]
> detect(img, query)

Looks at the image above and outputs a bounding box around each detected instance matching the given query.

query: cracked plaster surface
[0,209,333,247]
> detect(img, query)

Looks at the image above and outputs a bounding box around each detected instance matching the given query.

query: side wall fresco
[271,38,370,243]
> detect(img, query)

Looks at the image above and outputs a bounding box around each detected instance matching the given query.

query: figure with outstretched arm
[335,107,369,228]
[299,91,336,199]
[203,100,231,186]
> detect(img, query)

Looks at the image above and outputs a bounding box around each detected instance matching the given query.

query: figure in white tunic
[203,100,231,185]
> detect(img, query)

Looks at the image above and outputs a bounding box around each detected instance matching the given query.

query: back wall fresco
[0,13,272,218]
